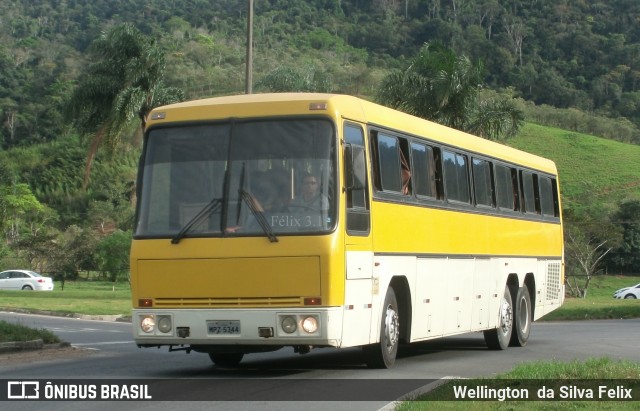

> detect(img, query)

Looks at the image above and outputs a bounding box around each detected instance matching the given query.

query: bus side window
[411,142,439,199]
[372,131,412,196]
[495,164,517,211]
[375,133,403,193]
[443,149,471,204]
[472,158,496,208]
[520,171,540,214]
[539,176,559,217]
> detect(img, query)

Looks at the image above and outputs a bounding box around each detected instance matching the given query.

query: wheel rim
[499,297,513,335]
[384,304,399,351]
[517,295,529,332]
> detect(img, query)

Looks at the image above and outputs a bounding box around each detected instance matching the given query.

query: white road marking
[72,341,134,346]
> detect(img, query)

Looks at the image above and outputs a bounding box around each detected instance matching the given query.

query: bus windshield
[135,118,336,239]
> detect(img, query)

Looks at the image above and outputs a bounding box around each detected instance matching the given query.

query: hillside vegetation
[3,0,640,148]
[509,123,640,212]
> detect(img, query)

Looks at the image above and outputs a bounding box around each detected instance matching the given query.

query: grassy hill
[508,123,640,213]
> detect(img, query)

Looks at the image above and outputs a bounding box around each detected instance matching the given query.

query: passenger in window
[400,150,411,195]
[291,172,329,211]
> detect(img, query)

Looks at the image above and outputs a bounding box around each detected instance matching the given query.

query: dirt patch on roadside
[0,344,96,366]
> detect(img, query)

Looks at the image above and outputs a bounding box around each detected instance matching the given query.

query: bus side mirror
[345,144,366,191]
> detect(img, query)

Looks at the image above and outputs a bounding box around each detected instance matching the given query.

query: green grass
[396,358,640,410]
[542,275,640,321]
[0,320,61,343]
[0,281,132,316]
[509,123,640,213]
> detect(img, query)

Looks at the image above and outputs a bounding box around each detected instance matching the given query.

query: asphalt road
[1,312,639,411]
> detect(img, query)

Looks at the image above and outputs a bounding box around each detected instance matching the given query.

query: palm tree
[67,23,184,189]
[377,43,523,141]
[258,65,332,93]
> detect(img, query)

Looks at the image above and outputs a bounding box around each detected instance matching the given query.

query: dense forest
[1,0,639,279]
[3,0,640,148]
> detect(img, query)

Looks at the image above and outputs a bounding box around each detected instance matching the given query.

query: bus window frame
[344,122,371,236]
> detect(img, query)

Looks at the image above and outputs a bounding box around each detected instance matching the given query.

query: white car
[0,270,54,291]
[613,283,640,299]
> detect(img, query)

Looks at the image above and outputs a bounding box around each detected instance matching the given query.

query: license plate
[207,320,241,335]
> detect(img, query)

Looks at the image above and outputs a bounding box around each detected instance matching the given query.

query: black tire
[624,294,637,299]
[484,285,513,350]
[510,284,532,347]
[21,285,33,291]
[209,353,244,367]
[364,287,400,369]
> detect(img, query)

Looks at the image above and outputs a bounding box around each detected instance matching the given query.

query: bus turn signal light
[139,298,153,308]
[304,297,321,306]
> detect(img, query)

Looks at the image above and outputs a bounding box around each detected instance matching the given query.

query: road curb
[0,339,73,354]
[1,307,132,323]
[0,338,43,353]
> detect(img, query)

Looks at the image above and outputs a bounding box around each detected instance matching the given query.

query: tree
[503,15,528,66]
[49,225,100,290]
[67,23,184,189]
[608,200,640,273]
[0,183,44,242]
[95,230,132,283]
[377,42,524,141]
[257,65,332,92]
[564,226,612,298]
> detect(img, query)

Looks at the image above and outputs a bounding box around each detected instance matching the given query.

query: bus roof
[148,93,557,175]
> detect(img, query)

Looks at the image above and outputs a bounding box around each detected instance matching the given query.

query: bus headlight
[140,315,155,333]
[281,316,297,334]
[157,315,172,333]
[301,316,318,334]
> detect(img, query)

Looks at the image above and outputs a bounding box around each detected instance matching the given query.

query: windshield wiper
[171,198,223,244]
[239,190,278,243]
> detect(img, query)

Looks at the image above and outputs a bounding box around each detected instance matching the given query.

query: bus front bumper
[132,307,344,348]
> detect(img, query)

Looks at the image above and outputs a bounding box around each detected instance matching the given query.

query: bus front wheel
[209,353,244,367]
[509,285,531,347]
[364,287,400,369]
[484,285,513,350]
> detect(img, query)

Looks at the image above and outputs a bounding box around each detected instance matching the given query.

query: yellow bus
[131,93,564,368]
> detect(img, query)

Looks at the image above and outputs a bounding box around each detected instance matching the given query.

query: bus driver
[291,172,329,212]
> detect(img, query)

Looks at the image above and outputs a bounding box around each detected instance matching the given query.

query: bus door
[342,123,374,347]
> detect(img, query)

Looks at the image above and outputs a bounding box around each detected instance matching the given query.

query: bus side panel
[341,279,373,347]
[413,258,447,339]
[471,258,495,331]
[412,257,495,341]
[443,258,474,335]
[341,251,374,347]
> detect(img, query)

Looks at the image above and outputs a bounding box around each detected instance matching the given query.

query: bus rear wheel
[209,353,244,367]
[364,287,399,369]
[510,285,532,347]
[484,285,513,350]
